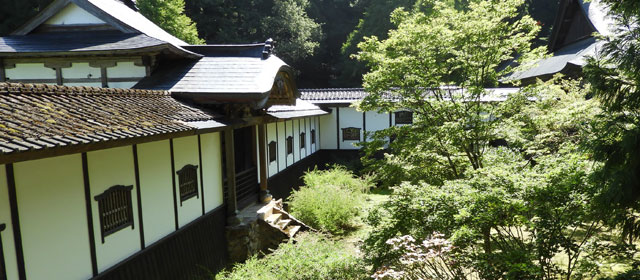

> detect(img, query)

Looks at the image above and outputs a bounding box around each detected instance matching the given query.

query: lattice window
[269,141,277,162]
[311,129,316,144]
[177,164,199,204]
[300,132,306,149]
[94,185,134,243]
[286,136,293,154]
[395,111,413,125]
[342,127,361,141]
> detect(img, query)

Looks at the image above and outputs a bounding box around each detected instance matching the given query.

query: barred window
[177,164,199,204]
[311,129,316,144]
[269,141,277,162]
[286,136,293,154]
[342,127,361,141]
[395,111,413,125]
[94,185,134,243]
[300,132,306,149]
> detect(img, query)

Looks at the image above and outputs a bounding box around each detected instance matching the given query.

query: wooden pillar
[258,124,271,202]
[89,61,116,88]
[0,58,6,82]
[224,129,240,224]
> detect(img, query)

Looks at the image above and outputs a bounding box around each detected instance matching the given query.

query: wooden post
[258,124,271,202]
[224,129,240,224]
[0,58,6,82]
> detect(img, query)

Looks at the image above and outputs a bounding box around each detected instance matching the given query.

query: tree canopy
[138,0,205,45]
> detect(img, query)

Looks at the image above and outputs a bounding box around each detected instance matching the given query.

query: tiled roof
[0,82,220,155]
[299,88,367,102]
[0,31,199,58]
[267,99,328,119]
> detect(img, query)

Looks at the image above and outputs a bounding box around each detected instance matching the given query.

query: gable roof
[12,0,188,47]
[0,82,224,163]
[134,43,298,109]
[300,87,522,104]
[0,31,200,58]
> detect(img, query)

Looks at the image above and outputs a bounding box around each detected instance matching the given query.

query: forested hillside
[0,0,558,87]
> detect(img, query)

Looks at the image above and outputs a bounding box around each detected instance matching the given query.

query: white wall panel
[293,119,300,163]
[365,111,391,141]
[338,107,364,150]
[14,155,92,280]
[267,123,278,177]
[277,122,286,173]
[87,146,140,273]
[319,109,337,150]
[285,120,294,167]
[6,63,55,80]
[172,136,202,228]
[107,62,146,78]
[137,140,174,247]
[0,165,19,280]
[201,133,224,211]
[45,3,105,25]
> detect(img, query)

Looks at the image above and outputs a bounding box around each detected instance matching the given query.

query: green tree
[583,0,640,244]
[356,0,543,185]
[137,0,205,45]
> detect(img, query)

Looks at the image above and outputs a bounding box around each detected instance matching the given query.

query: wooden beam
[100,67,108,87]
[6,164,26,280]
[258,124,269,201]
[224,129,239,222]
[0,58,5,82]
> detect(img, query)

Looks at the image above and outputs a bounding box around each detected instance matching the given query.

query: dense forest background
[0,0,559,88]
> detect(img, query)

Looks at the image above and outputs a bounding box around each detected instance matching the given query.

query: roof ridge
[0,82,169,96]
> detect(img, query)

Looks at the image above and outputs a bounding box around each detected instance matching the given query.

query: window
[342,127,361,141]
[94,185,134,243]
[286,136,293,154]
[300,132,306,149]
[177,164,199,204]
[311,129,316,144]
[269,141,277,162]
[395,111,413,125]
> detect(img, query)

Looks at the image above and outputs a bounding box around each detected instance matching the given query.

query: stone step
[285,225,301,238]
[277,219,292,229]
[265,213,282,225]
[256,203,274,220]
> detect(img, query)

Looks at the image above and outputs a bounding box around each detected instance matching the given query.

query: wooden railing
[223,166,259,210]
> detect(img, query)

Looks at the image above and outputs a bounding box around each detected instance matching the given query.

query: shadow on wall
[267,150,363,201]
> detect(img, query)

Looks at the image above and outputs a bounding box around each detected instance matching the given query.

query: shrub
[214,233,367,280]
[288,167,371,234]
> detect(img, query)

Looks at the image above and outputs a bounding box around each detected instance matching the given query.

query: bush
[288,166,371,234]
[214,233,367,280]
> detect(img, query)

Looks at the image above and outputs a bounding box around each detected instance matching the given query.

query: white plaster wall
[45,3,105,25]
[62,62,101,79]
[293,119,300,163]
[0,165,19,280]
[300,118,308,160]
[366,111,392,141]
[14,154,92,280]
[319,108,337,150]
[310,117,317,153]
[254,126,261,184]
[338,107,364,150]
[201,133,224,211]
[172,136,203,228]
[267,123,278,177]
[276,122,286,173]
[137,140,175,247]
[87,146,140,273]
[5,63,56,80]
[107,62,146,78]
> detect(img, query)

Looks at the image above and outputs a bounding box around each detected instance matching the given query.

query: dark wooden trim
[258,125,268,191]
[224,130,238,216]
[363,112,367,142]
[0,58,6,82]
[6,164,26,280]
[266,125,270,177]
[336,107,340,150]
[292,121,296,163]
[94,185,135,243]
[100,67,108,88]
[198,135,205,215]
[132,145,145,250]
[82,153,99,276]
[169,140,179,230]
[389,112,392,127]
[55,67,63,85]
[284,120,288,167]
[0,223,6,280]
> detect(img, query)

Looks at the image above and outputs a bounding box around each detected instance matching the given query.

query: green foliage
[214,233,367,280]
[356,0,544,187]
[288,167,371,234]
[184,0,321,64]
[0,0,52,35]
[583,0,640,244]
[137,0,205,44]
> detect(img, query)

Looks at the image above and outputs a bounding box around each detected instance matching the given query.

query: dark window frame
[342,127,361,141]
[300,132,306,149]
[311,129,316,144]
[177,164,199,204]
[286,136,293,155]
[94,185,134,243]
[268,141,277,162]
[395,111,413,125]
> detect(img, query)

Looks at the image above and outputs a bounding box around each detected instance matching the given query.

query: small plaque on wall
[342,127,361,141]
[395,111,413,125]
